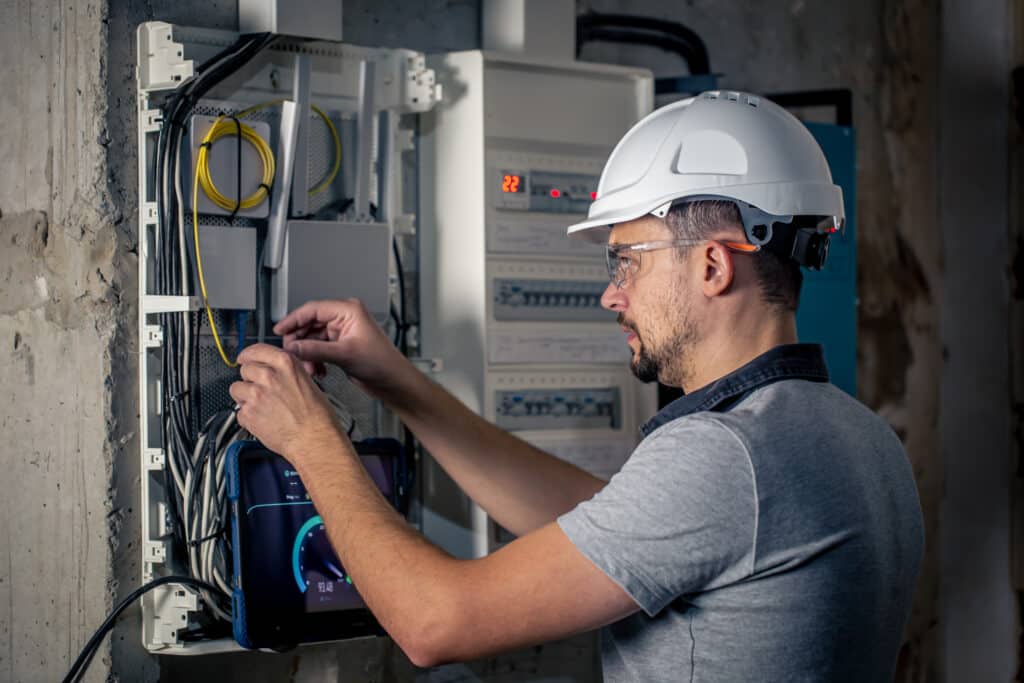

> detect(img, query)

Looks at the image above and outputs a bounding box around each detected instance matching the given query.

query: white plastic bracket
[141,202,159,223]
[147,584,200,648]
[138,22,194,92]
[411,357,443,373]
[144,448,166,471]
[398,53,441,113]
[144,325,164,348]
[392,214,416,235]
[145,540,168,563]
[141,109,164,134]
[142,295,201,314]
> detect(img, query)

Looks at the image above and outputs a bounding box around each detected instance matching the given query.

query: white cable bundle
[181,410,245,622]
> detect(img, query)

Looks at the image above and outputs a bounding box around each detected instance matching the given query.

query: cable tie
[170,390,191,403]
[258,182,271,194]
[199,141,212,150]
[187,526,225,547]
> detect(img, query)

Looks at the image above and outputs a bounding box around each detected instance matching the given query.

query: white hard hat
[568,90,845,257]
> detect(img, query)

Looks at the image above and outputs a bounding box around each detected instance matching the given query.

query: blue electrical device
[797,122,857,397]
[226,439,405,649]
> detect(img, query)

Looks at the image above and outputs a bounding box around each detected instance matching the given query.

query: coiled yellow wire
[193,103,343,368]
[197,118,276,212]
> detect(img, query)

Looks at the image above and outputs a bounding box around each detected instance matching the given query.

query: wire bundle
[152,29,277,625]
[179,409,244,621]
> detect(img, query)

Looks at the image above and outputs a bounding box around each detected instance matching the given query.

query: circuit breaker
[419,51,656,557]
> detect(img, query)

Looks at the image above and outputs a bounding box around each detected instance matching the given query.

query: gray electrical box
[239,0,343,42]
[192,225,258,310]
[271,220,390,323]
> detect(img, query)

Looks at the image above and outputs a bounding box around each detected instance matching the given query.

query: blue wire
[235,311,249,353]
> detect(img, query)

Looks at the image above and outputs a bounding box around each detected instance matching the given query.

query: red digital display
[502,174,524,193]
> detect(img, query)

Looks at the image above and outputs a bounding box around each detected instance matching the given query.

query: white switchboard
[419,50,655,556]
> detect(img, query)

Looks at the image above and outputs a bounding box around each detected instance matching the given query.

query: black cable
[576,12,711,74]
[63,576,221,683]
[576,27,708,73]
[391,237,408,354]
[227,115,243,221]
[389,304,402,347]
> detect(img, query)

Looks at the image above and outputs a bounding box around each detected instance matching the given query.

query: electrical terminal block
[145,584,201,650]
[400,53,442,112]
[138,22,194,91]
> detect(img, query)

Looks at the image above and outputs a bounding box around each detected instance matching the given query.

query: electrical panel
[420,50,656,558]
[135,22,440,654]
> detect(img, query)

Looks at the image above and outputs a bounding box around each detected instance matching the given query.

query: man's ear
[701,241,736,298]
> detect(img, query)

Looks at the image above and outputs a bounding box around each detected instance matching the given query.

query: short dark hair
[665,200,803,312]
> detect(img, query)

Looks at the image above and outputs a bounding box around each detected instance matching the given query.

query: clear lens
[605,246,639,287]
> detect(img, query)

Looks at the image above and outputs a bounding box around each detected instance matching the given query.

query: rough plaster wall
[0,0,127,681]
[578,0,942,679]
[937,0,1015,679]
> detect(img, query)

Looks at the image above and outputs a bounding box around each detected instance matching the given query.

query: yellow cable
[193,156,239,369]
[197,116,276,212]
[192,102,343,368]
[308,104,342,196]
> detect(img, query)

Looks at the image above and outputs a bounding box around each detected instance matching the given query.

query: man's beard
[619,304,698,386]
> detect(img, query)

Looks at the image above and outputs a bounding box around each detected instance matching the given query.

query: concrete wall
[0,0,1015,681]
[0,0,132,681]
[937,0,1016,679]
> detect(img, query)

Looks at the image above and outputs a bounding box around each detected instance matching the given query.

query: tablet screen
[231,441,399,647]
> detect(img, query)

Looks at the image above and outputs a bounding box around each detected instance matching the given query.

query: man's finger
[229,380,255,405]
[237,343,291,369]
[285,338,346,364]
[239,363,274,386]
[283,325,328,348]
[274,300,345,337]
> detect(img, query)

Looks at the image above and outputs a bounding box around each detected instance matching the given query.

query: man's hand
[273,299,412,401]
[229,343,342,460]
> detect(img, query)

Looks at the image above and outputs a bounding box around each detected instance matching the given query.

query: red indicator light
[590,191,598,200]
[550,188,561,198]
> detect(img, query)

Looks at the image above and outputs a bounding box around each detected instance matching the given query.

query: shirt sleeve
[557,415,758,617]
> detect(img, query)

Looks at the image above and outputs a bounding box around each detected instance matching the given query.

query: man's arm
[274,300,605,535]
[229,344,638,666]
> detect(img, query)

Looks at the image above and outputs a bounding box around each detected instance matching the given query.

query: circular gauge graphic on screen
[292,515,360,611]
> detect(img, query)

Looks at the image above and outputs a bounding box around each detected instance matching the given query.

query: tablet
[227,439,404,649]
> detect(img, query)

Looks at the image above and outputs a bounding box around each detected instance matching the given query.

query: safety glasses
[605,239,759,288]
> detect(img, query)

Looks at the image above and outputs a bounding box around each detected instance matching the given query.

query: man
[231,92,923,680]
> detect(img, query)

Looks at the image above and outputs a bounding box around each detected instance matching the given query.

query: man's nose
[600,280,626,312]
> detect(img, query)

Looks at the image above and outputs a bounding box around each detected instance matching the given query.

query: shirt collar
[639,343,830,437]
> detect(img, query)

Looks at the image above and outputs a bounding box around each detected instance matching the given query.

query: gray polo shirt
[558,344,923,682]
